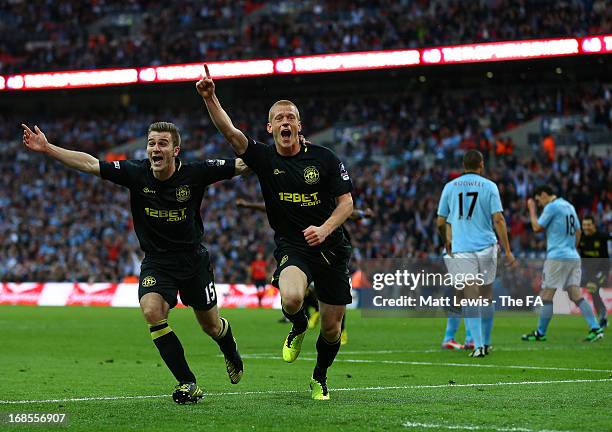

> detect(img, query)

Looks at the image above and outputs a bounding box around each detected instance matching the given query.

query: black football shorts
[271,239,353,305]
[138,245,217,310]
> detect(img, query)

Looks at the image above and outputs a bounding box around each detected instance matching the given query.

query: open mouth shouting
[151,154,164,168]
[280,129,292,141]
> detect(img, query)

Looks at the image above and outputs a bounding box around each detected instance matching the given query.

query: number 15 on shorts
[204,282,216,304]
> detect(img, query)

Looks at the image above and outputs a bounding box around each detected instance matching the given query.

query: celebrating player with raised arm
[437,150,516,358]
[198,65,353,400]
[522,185,603,342]
[21,121,247,404]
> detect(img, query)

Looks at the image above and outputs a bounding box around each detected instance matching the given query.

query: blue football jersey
[537,198,580,259]
[437,173,502,253]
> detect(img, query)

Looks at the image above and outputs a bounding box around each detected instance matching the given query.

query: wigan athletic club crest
[303,166,320,185]
[141,276,157,287]
[176,185,191,202]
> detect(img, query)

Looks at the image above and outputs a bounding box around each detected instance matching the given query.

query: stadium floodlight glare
[155,60,274,83]
[275,59,295,73]
[5,69,138,91]
[0,34,609,91]
[6,75,24,89]
[581,35,612,54]
[422,48,442,64]
[139,68,157,82]
[290,50,421,73]
[20,69,139,90]
[206,59,274,78]
[432,38,580,64]
[582,37,602,53]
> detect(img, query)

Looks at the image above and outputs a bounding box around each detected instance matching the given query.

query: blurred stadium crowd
[2,81,610,155]
[1,0,610,283]
[1,82,610,283]
[1,0,610,73]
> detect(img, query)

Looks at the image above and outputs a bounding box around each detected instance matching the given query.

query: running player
[198,65,353,400]
[236,199,373,344]
[522,185,603,342]
[578,215,610,329]
[437,150,516,357]
[21,121,246,404]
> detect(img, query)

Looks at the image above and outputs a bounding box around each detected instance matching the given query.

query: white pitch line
[0,378,610,405]
[402,421,572,432]
[339,346,605,353]
[0,394,169,404]
[241,345,603,356]
[241,355,612,373]
[238,350,441,357]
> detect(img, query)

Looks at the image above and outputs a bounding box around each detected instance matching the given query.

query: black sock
[313,332,341,381]
[592,291,607,320]
[213,317,238,358]
[149,319,196,383]
[282,306,308,334]
[303,290,319,311]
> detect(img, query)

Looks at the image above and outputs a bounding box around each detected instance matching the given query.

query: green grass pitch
[0,306,610,431]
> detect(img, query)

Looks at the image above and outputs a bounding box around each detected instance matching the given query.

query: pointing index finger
[204,64,211,79]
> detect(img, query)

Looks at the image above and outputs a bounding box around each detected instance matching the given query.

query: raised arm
[303,193,353,247]
[22,124,100,176]
[527,198,544,233]
[196,64,248,155]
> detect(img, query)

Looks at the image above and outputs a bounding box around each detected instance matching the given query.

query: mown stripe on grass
[1,378,610,404]
[241,355,612,373]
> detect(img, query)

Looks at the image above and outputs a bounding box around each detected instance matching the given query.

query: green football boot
[584,328,604,342]
[282,328,306,363]
[310,378,330,400]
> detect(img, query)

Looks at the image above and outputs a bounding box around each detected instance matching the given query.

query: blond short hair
[268,100,300,122]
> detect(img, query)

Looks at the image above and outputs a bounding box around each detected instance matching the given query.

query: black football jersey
[240,137,352,250]
[579,232,610,259]
[579,231,611,274]
[100,158,235,253]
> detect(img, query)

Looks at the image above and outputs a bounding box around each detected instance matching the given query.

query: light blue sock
[576,298,600,330]
[464,320,473,344]
[481,303,495,346]
[443,314,461,343]
[464,306,483,348]
[537,301,553,336]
